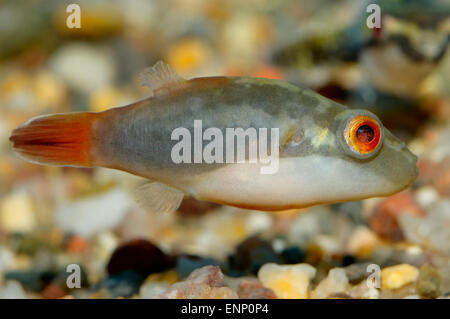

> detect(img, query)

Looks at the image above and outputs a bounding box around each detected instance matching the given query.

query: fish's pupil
[356,125,374,143]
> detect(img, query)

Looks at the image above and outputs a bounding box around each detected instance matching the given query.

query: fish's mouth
[401,145,419,188]
[384,133,419,190]
[385,131,419,177]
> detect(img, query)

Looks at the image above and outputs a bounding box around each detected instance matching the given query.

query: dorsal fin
[138,61,186,95]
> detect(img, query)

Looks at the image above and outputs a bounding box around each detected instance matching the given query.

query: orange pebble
[66,235,88,253]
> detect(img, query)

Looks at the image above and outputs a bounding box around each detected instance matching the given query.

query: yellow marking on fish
[282,126,299,146]
[311,128,330,148]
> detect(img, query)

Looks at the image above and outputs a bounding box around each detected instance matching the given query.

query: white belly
[186,155,391,210]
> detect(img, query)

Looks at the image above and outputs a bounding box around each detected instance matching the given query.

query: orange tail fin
[10,112,100,167]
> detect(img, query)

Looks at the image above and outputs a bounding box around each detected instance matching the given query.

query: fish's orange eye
[344,116,381,155]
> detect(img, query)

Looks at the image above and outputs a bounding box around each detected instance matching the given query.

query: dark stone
[344,262,372,285]
[281,247,306,264]
[224,269,247,278]
[176,255,221,279]
[107,238,175,276]
[316,84,349,103]
[342,254,357,267]
[93,270,146,298]
[229,236,282,275]
[4,269,56,292]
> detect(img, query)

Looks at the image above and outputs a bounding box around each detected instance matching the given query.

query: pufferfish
[9,61,418,213]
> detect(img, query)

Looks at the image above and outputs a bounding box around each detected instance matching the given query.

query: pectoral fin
[135,182,184,214]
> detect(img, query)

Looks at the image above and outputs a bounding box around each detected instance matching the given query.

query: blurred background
[0,0,449,299]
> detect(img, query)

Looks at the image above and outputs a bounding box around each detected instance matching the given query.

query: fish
[9,61,418,213]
